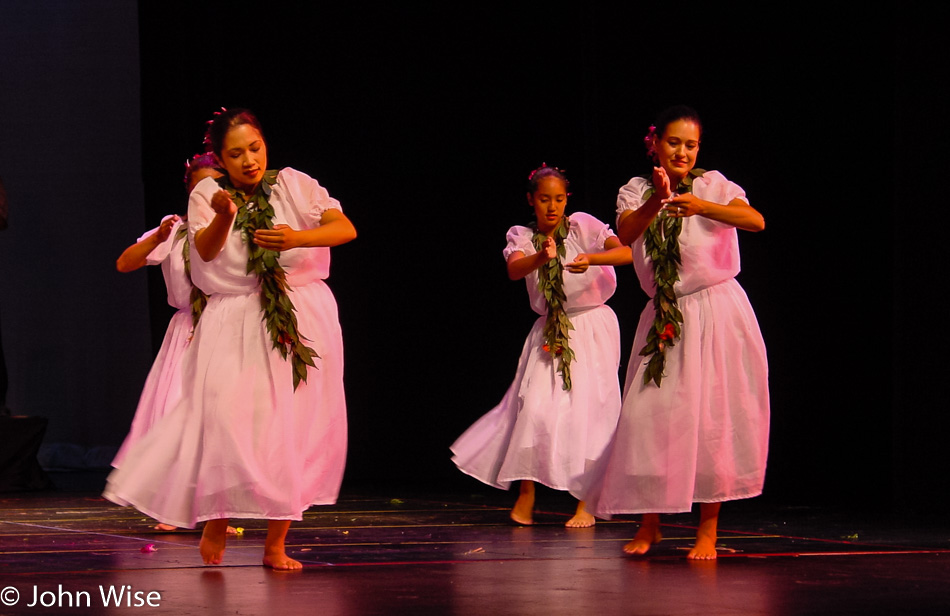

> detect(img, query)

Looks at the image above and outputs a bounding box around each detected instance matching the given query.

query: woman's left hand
[663,193,704,218]
[253,224,299,251]
[565,253,590,273]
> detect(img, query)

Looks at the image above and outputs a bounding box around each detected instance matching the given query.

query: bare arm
[116,216,179,272]
[194,190,237,262]
[616,167,672,245]
[506,236,557,280]
[251,208,357,251]
[565,235,633,273]
[664,194,765,232]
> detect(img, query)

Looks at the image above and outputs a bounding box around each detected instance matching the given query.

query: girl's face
[527,176,568,234]
[654,119,701,182]
[187,167,223,194]
[217,123,267,192]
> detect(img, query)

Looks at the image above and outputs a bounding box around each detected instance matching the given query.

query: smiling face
[527,175,568,235]
[654,119,701,183]
[217,123,267,192]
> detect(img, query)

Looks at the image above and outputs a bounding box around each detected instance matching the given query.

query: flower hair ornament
[527,163,572,196]
[182,152,221,187]
[643,125,657,159]
[201,107,228,151]
[527,162,563,181]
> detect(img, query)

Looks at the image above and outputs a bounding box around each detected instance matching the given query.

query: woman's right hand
[652,166,672,200]
[539,236,558,262]
[210,190,237,217]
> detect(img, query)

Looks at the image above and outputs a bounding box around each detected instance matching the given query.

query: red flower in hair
[644,124,658,157]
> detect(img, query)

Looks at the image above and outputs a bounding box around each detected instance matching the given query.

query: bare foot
[510,496,534,525]
[623,514,661,555]
[263,549,303,571]
[199,519,229,565]
[687,530,718,560]
[510,507,533,525]
[687,502,721,560]
[565,501,595,528]
[226,526,238,535]
[262,520,302,571]
[510,481,535,525]
[565,511,595,528]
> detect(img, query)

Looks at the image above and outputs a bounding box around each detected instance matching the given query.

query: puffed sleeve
[690,171,750,234]
[616,176,651,221]
[187,176,218,233]
[566,212,614,252]
[276,168,342,229]
[503,225,535,261]
[705,170,749,206]
[589,214,616,252]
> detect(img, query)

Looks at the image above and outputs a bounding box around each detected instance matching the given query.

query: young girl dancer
[105,109,356,570]
[584,106,769,559]
[112,154,221,532]
[452,165,631,527]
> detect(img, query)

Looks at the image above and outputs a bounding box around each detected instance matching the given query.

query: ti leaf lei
[175,221,209,334]
[216,170,318,391]
[532,216,574,391]
[639,168,705,387]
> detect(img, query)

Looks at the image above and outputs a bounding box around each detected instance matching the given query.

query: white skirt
[112,309,192,468]
[104,280,347,528]
[581,278,769,517]
[451,305,622,498]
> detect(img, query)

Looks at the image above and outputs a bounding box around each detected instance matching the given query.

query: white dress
[584,171,769,516]
[104,168,348,527]
[112,217,194,468]
[451,212,622,497]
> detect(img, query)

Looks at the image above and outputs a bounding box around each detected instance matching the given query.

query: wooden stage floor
[1,488,948,615]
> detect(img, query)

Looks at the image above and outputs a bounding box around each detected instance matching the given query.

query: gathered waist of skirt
[564,304,608,318]
[205,277,328,300]
[675,276,737,299]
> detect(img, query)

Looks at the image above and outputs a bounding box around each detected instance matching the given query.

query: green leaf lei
[175,222,209,333]
[639,168,705,387]
[216,170,319,391]
[532,216,574,391]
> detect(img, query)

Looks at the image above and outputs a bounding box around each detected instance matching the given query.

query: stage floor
[1,488,948,615]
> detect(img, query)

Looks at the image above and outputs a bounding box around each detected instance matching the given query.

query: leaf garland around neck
[638,168,705,387]
[175,220,209,335]
[216,169,318,391]
[531,216,574,391]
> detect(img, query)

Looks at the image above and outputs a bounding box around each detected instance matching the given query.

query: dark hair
[526,164,570,194]
[183,152,221,187]
[654,105,702,139]
[205,108,265,157]
[644,105,702,161]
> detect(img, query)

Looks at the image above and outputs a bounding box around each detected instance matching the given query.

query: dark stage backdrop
[2,2,946,511]
[0,0,152,466]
